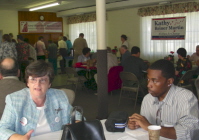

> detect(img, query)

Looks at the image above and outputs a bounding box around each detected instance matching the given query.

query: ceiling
[0,0,197,17]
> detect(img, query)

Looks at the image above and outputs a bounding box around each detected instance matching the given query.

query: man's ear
[167,78,174,86]
[0,73,3,80]
[17,69,20,77]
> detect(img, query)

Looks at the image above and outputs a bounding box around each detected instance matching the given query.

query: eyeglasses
[156,108,162,126]
[29,77,49,84]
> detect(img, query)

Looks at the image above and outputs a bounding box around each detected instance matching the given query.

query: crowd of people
[0,33,199,140]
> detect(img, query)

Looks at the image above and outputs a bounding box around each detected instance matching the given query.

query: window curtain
[69,21,97,52]
[141,12,199,62]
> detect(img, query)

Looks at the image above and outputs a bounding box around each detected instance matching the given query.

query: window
[141,12,199,62]
[69,21,97,52]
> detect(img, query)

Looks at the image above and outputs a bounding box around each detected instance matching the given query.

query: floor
[51,72,142,121]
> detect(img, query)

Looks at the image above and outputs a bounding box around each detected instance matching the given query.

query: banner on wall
[20,21,62,33]
[151,17,186,40]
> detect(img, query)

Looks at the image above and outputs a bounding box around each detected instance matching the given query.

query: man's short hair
[38,36,44,40]
[82,47,91,55]
[149,59,175,79]
[0,57,18,77]
[177,48,187,57]
[17,35,24,41]
[79,33,84,37]
[131,46,140,54]
[121,45,128,50]
[196,45,199,49]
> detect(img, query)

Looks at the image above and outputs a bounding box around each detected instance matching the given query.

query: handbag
[61,106,106,140]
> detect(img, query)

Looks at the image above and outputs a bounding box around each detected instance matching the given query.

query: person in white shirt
[34,36,46,60]
[121,34,129,48]
[188,45,199,66]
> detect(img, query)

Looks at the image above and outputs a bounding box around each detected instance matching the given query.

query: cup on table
[148,125,161,140]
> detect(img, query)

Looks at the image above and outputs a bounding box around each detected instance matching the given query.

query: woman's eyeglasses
[29,77,48,84]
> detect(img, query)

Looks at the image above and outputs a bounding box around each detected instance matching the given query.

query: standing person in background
[9,33,17,44]
[16,35,30,81]
[34,36,46,60]
[47,40,58,75]
[58,36,67,74]
[0,34,17,60]
[121,34,129,48]
[73,33,88,64]
[24,38,37,62]
[63,36,73,67]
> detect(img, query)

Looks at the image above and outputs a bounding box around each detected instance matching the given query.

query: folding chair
[118,72,140,110]
[65,67,87,93]
[177,70,195,92]
[60,88,75,105]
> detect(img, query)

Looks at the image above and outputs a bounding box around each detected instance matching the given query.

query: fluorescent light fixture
[29,2,60,11]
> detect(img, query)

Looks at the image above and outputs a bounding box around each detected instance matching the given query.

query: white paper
[117,136,137,140]
[125,128,148,137]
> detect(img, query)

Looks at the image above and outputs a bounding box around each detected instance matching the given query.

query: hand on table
[128,113,151,131]
[9,130,34,140]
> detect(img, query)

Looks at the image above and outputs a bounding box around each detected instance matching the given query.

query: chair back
[120,72,139,84]
[108,66,123,92]
[60,88,75,105]
[177,70,195,86]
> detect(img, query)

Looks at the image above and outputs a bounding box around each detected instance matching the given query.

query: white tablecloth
[30,120,150,140]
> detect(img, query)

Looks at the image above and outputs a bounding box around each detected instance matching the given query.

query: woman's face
[27,75,51,100]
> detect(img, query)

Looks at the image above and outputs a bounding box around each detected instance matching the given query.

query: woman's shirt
[176,57,192,79]
[0,88,81,139]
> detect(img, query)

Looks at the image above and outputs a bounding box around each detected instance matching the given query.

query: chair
[177,70,195,91]
[60,88,75,105]
[65,67,87,93]
[108,66,123,93]
[118,72,140,110]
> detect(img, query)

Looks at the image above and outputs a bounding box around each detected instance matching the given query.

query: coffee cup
[148,125,161,140]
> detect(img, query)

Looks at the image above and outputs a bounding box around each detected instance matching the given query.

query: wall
[0,10,18,41]
[63,7,141,55]
[18,11,63,46]
[107,8,140,51]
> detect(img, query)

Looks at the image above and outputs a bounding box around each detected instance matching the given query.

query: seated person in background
[175,48,192,84]
[107,47,118,72]
[128,59,199,140]
[0,57,26,118]
[94,47,118,84]
[76,47,96,75]
[122,46,148,79]
[121,46,148,96]
[188,45,199,66]
[0,60,81,139]
[119,45,131,65]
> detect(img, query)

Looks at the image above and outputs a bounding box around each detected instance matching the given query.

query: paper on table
[117,136,137,140]
[125,128,148,137]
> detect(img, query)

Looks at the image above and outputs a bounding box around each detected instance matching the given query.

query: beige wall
[0,10,18,41]
[107,8,140,52]
[63,7,141,53]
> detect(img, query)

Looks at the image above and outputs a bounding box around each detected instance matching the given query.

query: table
[30,120,168,140]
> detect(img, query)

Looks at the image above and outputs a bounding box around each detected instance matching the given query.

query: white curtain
[141,12,199,62]
[69,21,97,52]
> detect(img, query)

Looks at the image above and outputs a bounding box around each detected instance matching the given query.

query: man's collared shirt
[141,85,199,140]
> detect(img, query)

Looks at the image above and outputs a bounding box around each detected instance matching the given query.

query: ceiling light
[29,2,60,11]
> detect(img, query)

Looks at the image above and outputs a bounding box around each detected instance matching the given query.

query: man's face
[147,69,172,101]
[119,48,125,55]
[196,48,199,56]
